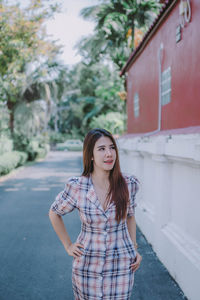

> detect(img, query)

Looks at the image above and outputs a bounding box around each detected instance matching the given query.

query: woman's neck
[91,169,110,186]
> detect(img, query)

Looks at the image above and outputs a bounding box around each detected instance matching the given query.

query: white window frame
[134,92,139,118]
[161,67,171,105]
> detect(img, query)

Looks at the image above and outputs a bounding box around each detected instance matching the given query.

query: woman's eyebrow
[97,143,114,148]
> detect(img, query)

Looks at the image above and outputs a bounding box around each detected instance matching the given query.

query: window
[134,92,139,118]
[161,67,171,105]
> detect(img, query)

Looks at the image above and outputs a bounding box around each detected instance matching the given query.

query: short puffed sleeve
[126,175,139,217]
[50,177,79,216]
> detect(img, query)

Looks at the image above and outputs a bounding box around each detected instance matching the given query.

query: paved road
[0,151,187,300]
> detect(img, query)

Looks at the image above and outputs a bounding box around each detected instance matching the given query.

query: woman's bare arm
[127,215,137,247]
[49,209,84,257]
[127,215,142,271]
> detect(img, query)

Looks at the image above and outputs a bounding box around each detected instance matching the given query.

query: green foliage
[90,112,124,135]
[1,0,159,150]
[0,151,28,176]
[24,139,49,161]
[0,2,59,100]
[69,127,84,140]
[0,103,10,136]
[13,132,49,161]
[61,0,162,139]
[0,0,62,133]
[0,135,13,155]
[79,0,161,69]
[11,100,49,160]
[26,140,41,160]
[14,101,46,138]
[49,131,67,145]
[17,151,28,165]
[51,61,126,137]
[56,140,83,151]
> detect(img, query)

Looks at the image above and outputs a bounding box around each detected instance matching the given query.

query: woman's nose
[105,148,112,156]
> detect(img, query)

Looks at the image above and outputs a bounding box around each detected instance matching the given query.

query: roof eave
[120,0,178,77]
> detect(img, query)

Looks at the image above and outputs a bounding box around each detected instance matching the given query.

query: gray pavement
[0,151,187,300]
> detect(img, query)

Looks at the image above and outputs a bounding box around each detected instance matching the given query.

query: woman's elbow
[49,209,58,220]
[127,215,136,225]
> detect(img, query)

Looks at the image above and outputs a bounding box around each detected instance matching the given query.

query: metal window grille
[134,93,139,118]
[161,67,171,105]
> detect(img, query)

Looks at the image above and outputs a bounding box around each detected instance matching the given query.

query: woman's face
[92,136,116,173]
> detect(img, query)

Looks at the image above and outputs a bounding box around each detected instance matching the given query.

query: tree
[49,61,125,136]
[78,0,161,69]
[0,0,61,132]
[90,112,124,135]
[22,59,67,132]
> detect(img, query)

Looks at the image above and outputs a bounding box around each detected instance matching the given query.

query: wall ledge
[118,133,200,165]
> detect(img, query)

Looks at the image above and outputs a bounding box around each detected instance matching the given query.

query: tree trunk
[131,18,135,50]
[44,84,51,132]
[54,106,58,132]
[7,100,15,134]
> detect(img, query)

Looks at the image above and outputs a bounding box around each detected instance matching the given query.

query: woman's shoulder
[122,173,139,184]
[122,173,140,195]
[65,175,89,188]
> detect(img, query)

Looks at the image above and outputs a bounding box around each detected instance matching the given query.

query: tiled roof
[120,0,177,76]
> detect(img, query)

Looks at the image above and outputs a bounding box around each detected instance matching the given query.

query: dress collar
[86,175,114,214]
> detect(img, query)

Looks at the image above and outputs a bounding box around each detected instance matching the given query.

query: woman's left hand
[130,251,142,272]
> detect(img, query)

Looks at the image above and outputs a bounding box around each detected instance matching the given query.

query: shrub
[49,131,68,145]
[13,133,49,161]
[26,140,40,161]
[89,112,125,135]
[0,136,13,155]
[0,104,9,137]
[17,151,28,165]
[0,151,28,176]
[36,147,47,158]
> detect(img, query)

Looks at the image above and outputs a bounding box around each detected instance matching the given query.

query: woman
[49,128,142,300]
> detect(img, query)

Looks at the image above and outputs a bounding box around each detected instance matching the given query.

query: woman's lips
[104,160,114,164]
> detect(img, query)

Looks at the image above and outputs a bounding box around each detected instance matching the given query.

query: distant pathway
[0,151,187,300]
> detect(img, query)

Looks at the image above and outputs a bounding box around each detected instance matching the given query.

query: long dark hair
[82,128,129,223]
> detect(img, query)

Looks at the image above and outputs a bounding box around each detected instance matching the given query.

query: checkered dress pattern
[50,174,139,300]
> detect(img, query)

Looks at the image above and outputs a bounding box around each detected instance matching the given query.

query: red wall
[127,0,200,134]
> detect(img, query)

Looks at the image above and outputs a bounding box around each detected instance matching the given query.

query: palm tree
[78,0,161,68]
[22,60,68,132]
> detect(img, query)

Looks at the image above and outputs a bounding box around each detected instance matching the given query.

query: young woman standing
[49,128,142,300]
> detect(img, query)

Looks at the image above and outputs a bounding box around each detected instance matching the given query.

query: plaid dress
[50,174,139,300]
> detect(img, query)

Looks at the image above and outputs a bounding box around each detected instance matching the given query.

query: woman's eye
[99,148,105,151]
[111,146,115,150]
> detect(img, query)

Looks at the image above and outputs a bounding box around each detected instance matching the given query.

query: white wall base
[118,133,200,300]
